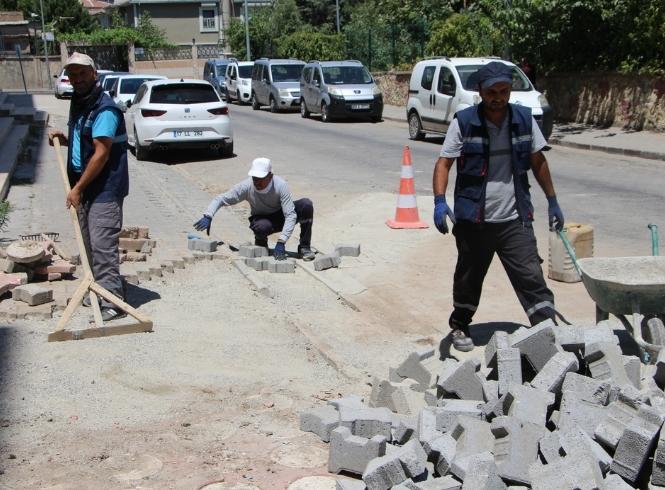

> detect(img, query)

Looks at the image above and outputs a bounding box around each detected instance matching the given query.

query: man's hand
[193,214,212,235]
[66,186,82,209]
[48,131,67,147]
[433,195,456,234]
[547,196,564,231]
[273,242,286,260]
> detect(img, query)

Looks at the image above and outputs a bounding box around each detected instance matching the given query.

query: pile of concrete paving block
[300,319,665,489]
[312,243,361,272]
[120,226,157,262]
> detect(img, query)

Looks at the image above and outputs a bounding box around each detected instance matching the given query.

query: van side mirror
[314,79,320,87]
[109,90,116,97]
[126,101,132,108]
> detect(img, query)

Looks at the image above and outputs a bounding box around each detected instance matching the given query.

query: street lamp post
[39,0,53,89]
[335,0,340,33]
[243,0,250,61]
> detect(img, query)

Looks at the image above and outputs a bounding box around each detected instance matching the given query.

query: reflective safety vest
[454,103,534,224]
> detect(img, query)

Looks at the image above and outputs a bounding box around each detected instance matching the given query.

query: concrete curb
[295,261,361,312]
[548,137,665,162]
[231,259,274,298]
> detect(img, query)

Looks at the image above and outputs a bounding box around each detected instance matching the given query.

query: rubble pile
[300,320,665,489]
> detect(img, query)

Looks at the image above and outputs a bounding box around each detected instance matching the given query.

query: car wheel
[408,111,425,140]
[270,97,278,113]
[236,90,243,105]
[251,93,260,110]
[300,99,310,118]
[219,141,234,158]
[321,103,331,123]
[134,129,149,161]
[371,114,383,123]
[54,92,61,99]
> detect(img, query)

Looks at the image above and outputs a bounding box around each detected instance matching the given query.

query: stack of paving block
[119,226,155,263]
[300,319,665,489]
[312,243,361,272]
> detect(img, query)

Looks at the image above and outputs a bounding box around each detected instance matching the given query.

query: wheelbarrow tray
[578,256,665,316]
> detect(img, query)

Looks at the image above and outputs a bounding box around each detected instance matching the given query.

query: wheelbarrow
[559,224,665,363]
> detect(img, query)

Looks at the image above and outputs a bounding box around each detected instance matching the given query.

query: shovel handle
[557,229,582,276]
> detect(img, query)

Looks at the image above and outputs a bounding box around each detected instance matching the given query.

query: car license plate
[351,103,370,110]
[173,130,203,137]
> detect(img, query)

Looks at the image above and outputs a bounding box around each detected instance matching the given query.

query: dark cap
[468,61,513,89]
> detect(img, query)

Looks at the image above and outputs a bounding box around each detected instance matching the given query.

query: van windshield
[215,65,228,76]
[322,65,373,85]
[120,77,160,95]
[456,64,532,91]
[238,65,253,78]
[270,64,304,82]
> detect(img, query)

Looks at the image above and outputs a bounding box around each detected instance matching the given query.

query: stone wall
[0,55,63,90]
[374,71,665,132]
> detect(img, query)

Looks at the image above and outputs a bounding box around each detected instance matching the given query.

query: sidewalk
[382,104,665,162]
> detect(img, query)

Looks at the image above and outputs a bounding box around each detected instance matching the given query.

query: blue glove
[433,195,456,234]
[547,196,564,231]
[193,214,212,235]
[273,242,287,260]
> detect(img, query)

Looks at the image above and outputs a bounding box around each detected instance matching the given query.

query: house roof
[111,0,267,4]
[0,11,28,25]
[81,0,111,9]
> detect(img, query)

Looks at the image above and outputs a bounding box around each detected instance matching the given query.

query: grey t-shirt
[205,175,297,242]
[440,116,547,222]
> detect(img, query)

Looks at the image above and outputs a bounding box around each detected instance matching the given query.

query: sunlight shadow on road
[125,283,160,308]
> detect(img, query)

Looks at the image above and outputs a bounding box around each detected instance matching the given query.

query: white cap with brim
[64,52,96,70]
[248,157,272,178]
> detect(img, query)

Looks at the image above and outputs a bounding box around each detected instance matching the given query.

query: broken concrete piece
[314,253,342,271]
[437,359,486,401]
[12,284,53,306]
[299,405,340,442]
[529,351,579,394]
[510,322,561,372]
[328,426,386,475]
[335,243,361,257]
[369,378,427,416]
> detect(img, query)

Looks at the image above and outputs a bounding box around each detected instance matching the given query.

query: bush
[426,11,503,58]
[278,30,345,60]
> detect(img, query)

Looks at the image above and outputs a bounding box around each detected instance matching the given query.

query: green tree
[271,0,303,39]
[427,10,502,57]
[0,0,97,34]
[278,29,345,59]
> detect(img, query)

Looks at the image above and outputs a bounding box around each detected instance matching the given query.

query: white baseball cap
[64,52,96,70]
[248,157,272,178]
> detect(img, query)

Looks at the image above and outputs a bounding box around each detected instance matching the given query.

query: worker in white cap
[48,52,129,321]
[194,157,315,261]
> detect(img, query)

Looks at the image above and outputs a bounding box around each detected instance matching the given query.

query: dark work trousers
[248,198,313,247]
[449,219,555,330]
[78,198,124,308]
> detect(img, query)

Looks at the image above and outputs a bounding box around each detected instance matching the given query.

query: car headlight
[538,94,550,109]
[373,86,382,95]
[328,87,344,97]
[241,80,249,86]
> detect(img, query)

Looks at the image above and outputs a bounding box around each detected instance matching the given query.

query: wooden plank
[89,282,151,324]
[54,274,92,331]
[48,321,153,342]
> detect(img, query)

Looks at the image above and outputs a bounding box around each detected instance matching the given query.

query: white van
[225,59,254,105]
[406,57,552,140]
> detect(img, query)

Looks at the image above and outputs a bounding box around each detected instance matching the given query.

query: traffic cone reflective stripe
[386,145,429,229]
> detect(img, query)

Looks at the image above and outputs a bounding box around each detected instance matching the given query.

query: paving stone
[335,243,361,257]
[461,454,506,489]
[329,426,387,475]
[186,238,217,253]
[121,251,147,262]
[557,390,608,437]
[20,302,53,320]
[299,405,340,442]
[45,260,76,274]
[328,395,366,410]
[160,262,174,274]
[605,474,635,489]
[369,378,427,416]
[362,440,427,490]
[529,351,579,394]
[585,341,633,387]
[496,348,522,396]
[395,475,461,489]
[491,416,545,485]
[529,452,604,490]
[437,358,486,401]
[12,284,53,305]
[314,253,342,271]
[485,331,511,370]
[502,384,554,426]
[418,407,443,448]
[339,406,393,441]
[611,415,663,484]
[245,256,270,271]
[193,252,213,261]
[148,266,163,278]
[623,355,641,389]
[4,260,34,280]
[238,244,268,258]
[435,399,484,432]
[594,399,638,450]
[392,414,417,444]
[561,372,612,405]
[554,323,618,352]
[448,416,494,480]
[47,272,62,281]
[510,321,562,372]
[183,255,197,264]
[426,433,456,476]
[171,258,185,269]
[121,237,152,252]
[268,258,296,273]
[0,272,26,295]
[336,480,366,490]
[122,273,139,286]
[392,348,439,391]
[651,425,665,486]
[540,425,612,475]
[136,267,152,281]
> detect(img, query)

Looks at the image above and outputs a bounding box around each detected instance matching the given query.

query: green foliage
[59,12,171,48]
[0,0,96,33]
[278,29,345,60]
[0,200,11,232]
[427,11,502,58]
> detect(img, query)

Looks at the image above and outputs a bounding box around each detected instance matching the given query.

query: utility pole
[243,0,250,60]
[335,0,340,33]
[39,0,53,89]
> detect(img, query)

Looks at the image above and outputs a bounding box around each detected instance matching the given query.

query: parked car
[124,78,233,160]
[406,57,553,140]
[203,58,232,100]
[110,74,167,108]
[55,68,112,98]
[100,71,128,93]
[299,60,383,122]
[251,58,305,112]
[225,59,254,105]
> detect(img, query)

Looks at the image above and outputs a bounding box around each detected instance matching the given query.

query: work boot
[101,307,127,322]
[254,238,268,248]
[451,328,475,352]
[298,245,315,261]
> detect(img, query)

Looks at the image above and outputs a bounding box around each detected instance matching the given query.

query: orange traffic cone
[386,146,429,229]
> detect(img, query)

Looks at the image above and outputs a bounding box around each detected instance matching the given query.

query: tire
[408,111,425,140]
[54,92,61,100]
[321,103,331,123]
[236,90,242,105]
[300,99,310,118]
[371,114,383,123]
[270,97,278,113]
[134,129,148,161]
[251,93,260,110]
[219,141,234,158]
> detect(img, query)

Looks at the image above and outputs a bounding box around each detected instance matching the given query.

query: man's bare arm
[66,137,112,208]
[433,156,455,196]
[530,151,556,197]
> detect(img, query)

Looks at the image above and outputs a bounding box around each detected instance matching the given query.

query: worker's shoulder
[272,175,290,190]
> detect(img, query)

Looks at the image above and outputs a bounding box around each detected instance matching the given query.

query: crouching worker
[194,157,315,261]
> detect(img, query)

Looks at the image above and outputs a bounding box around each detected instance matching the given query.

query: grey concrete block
[594,400,639,450]
[435,399,484,432]
[529,453,604,490]
[557,390,608,437]
[398,439,429,479]
[510,322,562,372]
[611,415,662,484]
[392,414,418,444]
[437,358,486,401]
[12,284,53,305]
[654,349,665,389]
[245,256,270,271]
[336,480,367,490]
[540,426,612,475]
[418,407,444,448]
[424,389,438,407]
[496,348,522,396]
[328,395,366,410]
[395,475,462,489]
[160,261,174,273]
[585,341,632,387]
[449,416,494,480]
[561,372,612,405]
[148,266,163,277]
[651,424,665,486]
[299,405,340,442]
[187,238,218,252]
[491,416,545,485]
[451,450,494,482]
[171,258,185,269]
[529,351,579,394]
[239,244,268,258]
[268,258,296,273]
[314,253,342,271]
[623,355,641,389]
[340,406,393,441]
[461,454,507,490]
[136,267,151,280]
[182,255,197,264]
[480,395,506,422]
[393,348,439,391]
[605,474,635,490]
[335,243,361,257]
[362,440,427,490]
[427,433,456,476]
[485,331,511,369]
[554,323,618,352]
[502,384,555,426]
[369,378,427,416]
[329,426,387,475]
